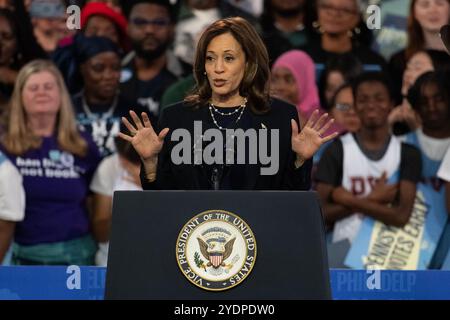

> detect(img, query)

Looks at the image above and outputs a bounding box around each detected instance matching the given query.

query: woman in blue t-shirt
[0,59,101,265]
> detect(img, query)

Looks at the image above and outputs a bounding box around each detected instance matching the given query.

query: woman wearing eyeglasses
[329,83,360,134]
[311,83,360,185]
[305,0,386,71]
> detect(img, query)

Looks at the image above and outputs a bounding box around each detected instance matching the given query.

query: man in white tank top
[438,147,450,268]
[315,72,421,245]
[439,147,450,212]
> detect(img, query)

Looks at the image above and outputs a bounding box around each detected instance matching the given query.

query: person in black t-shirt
[259,0,314,65]
[305,0,386,72]
[315,72,421,244]
[120,0,181,120]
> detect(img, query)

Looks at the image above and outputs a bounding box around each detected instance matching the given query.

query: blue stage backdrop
[0,267,449,300]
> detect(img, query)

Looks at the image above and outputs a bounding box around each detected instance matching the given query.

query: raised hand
[118,110,170,162]
[291,110,339,161]
[387,101,421,130]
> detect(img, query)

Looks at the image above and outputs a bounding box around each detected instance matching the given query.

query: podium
[105,191,331,299]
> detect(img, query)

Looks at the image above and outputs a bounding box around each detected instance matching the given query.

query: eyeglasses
[319,3,358,16]
[130,17,171,28]
[334,103,353,112]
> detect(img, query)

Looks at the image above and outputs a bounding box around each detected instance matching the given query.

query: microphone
[440,25,450,54]
[211,167,222,190]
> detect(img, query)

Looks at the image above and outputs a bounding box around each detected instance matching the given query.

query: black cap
[76,35,121,65]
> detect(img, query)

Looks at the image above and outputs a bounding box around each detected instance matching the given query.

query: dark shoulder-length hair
[185,17,271,114]
[0,7,46,70]
[318,53,363,110]
[406,0,450,60]
[407,70,450,114]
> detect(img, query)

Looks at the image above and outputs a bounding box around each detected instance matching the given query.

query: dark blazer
[140,97,312,190]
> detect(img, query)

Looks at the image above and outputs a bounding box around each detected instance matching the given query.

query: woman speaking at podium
[119,17,337,191]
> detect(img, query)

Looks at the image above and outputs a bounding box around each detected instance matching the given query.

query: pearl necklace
[208,98,247,130]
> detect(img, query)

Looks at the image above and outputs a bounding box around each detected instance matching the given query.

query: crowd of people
[0,0,449,270]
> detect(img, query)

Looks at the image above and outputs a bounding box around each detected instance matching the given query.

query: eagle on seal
[197,237,236,268]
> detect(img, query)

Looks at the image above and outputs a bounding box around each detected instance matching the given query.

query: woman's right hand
[118,110,170,162]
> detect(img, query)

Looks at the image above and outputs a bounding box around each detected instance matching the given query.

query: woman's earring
[204,71,207,76]
[313,21,324,34]
[15,52,23,64]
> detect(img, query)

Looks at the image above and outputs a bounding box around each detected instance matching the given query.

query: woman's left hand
[291,110,338,161]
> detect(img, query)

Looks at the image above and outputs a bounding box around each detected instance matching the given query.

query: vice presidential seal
[176,210,257,291]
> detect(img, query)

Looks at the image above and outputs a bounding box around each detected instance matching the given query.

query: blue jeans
[12,235,97,266]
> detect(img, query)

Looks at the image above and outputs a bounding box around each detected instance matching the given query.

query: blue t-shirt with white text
[1,132,100,245]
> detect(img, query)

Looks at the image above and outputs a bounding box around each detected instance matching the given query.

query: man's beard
[132,38,170,62]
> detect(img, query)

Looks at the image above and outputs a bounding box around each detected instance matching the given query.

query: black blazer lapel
[242,111,267,189]
[191,105,216,188]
